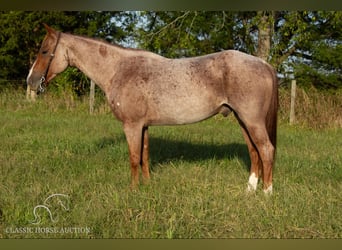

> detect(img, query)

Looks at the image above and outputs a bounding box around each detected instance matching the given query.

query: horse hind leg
[141,127,150,184]
[235,114,262,192]
[240,127,263,192]
[246,124,274,194]
[236,114,274,194]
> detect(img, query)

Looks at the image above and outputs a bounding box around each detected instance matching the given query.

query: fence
[289,80,296,125]
[26,79,300,123]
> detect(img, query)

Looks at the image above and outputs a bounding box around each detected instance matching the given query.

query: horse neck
[63,33,123,93]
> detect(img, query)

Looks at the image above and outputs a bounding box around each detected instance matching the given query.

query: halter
[39,31,61,93]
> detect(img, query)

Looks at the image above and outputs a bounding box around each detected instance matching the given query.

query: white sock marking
[263,185,273,195]
[247,172,258,191]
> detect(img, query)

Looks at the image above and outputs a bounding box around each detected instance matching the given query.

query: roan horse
[27,24,278,194]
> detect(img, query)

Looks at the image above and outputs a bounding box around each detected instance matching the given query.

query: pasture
[0,89,341,238]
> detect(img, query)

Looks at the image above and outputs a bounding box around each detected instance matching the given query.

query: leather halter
[39,31,61,92]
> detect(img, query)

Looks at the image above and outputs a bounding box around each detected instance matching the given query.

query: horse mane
[64,32,147,53]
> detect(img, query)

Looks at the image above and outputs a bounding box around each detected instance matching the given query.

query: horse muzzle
[27,73,46,93]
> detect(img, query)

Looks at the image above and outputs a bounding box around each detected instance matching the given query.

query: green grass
[0,91,341,238]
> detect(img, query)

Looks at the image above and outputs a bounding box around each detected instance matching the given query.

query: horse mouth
[27,80,40,92]
[27,76,46,93]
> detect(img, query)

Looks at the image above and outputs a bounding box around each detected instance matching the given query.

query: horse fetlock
[247,172,258,191]
[263,184,273,195]
[142,176,150,185]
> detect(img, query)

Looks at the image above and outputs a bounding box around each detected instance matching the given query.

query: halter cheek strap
[39,31,61,92]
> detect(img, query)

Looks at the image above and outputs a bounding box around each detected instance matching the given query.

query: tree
[136,11,342,90]
[136,11,237,58]
[0,11,133,93]
[1,11,340,92]
[262,11,341,89]
[290,11,342,90]
[255,11,274,61]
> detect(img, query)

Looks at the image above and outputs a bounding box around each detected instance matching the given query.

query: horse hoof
[263,185,273,195]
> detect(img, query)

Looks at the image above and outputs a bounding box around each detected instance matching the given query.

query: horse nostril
[40,76,46,84]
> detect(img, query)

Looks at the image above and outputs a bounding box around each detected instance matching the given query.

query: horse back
[108,49,276,126]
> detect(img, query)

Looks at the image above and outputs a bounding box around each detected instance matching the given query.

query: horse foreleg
[123,123,144,189]
[141,127,150,184]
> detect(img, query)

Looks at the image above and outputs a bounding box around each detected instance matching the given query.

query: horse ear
[43,23,57,35]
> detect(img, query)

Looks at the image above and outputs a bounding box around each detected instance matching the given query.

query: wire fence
[0,79,26,87]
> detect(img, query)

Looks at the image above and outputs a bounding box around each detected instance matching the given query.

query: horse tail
[266,67,278,152]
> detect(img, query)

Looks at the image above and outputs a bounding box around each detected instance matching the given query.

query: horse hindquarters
[229,68,277,194]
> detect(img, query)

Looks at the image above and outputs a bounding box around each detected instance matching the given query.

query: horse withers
[27,24,278,194]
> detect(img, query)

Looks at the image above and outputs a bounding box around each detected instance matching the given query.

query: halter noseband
[39,31,61,93]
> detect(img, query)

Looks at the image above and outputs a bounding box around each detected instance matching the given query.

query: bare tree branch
[147,11,191,41]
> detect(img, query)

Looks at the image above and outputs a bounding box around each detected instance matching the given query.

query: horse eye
[42,50,48,55]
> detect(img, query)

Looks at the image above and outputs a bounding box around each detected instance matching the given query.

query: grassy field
[0,89,341,238]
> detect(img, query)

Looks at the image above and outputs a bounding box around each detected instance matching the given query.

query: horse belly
[148,93,222,125]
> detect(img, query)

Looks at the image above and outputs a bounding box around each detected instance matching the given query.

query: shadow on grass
[149,137,250,172]
[96,135,250,172]
[96,134,126,149]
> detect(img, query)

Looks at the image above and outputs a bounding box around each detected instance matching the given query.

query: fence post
[89,80,95,114]
[290,79,296,125]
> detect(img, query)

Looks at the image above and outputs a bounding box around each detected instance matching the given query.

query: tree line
[0,11,341,93]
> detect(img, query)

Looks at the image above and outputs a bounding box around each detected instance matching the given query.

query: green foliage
[137,11,342,90]
[294,39,342,90]
[137,11,238,58]
[0,11,341,92]
[288,11,342,90]
[0,11,134,93]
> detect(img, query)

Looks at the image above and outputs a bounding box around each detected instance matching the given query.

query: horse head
[26,24,68,92]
